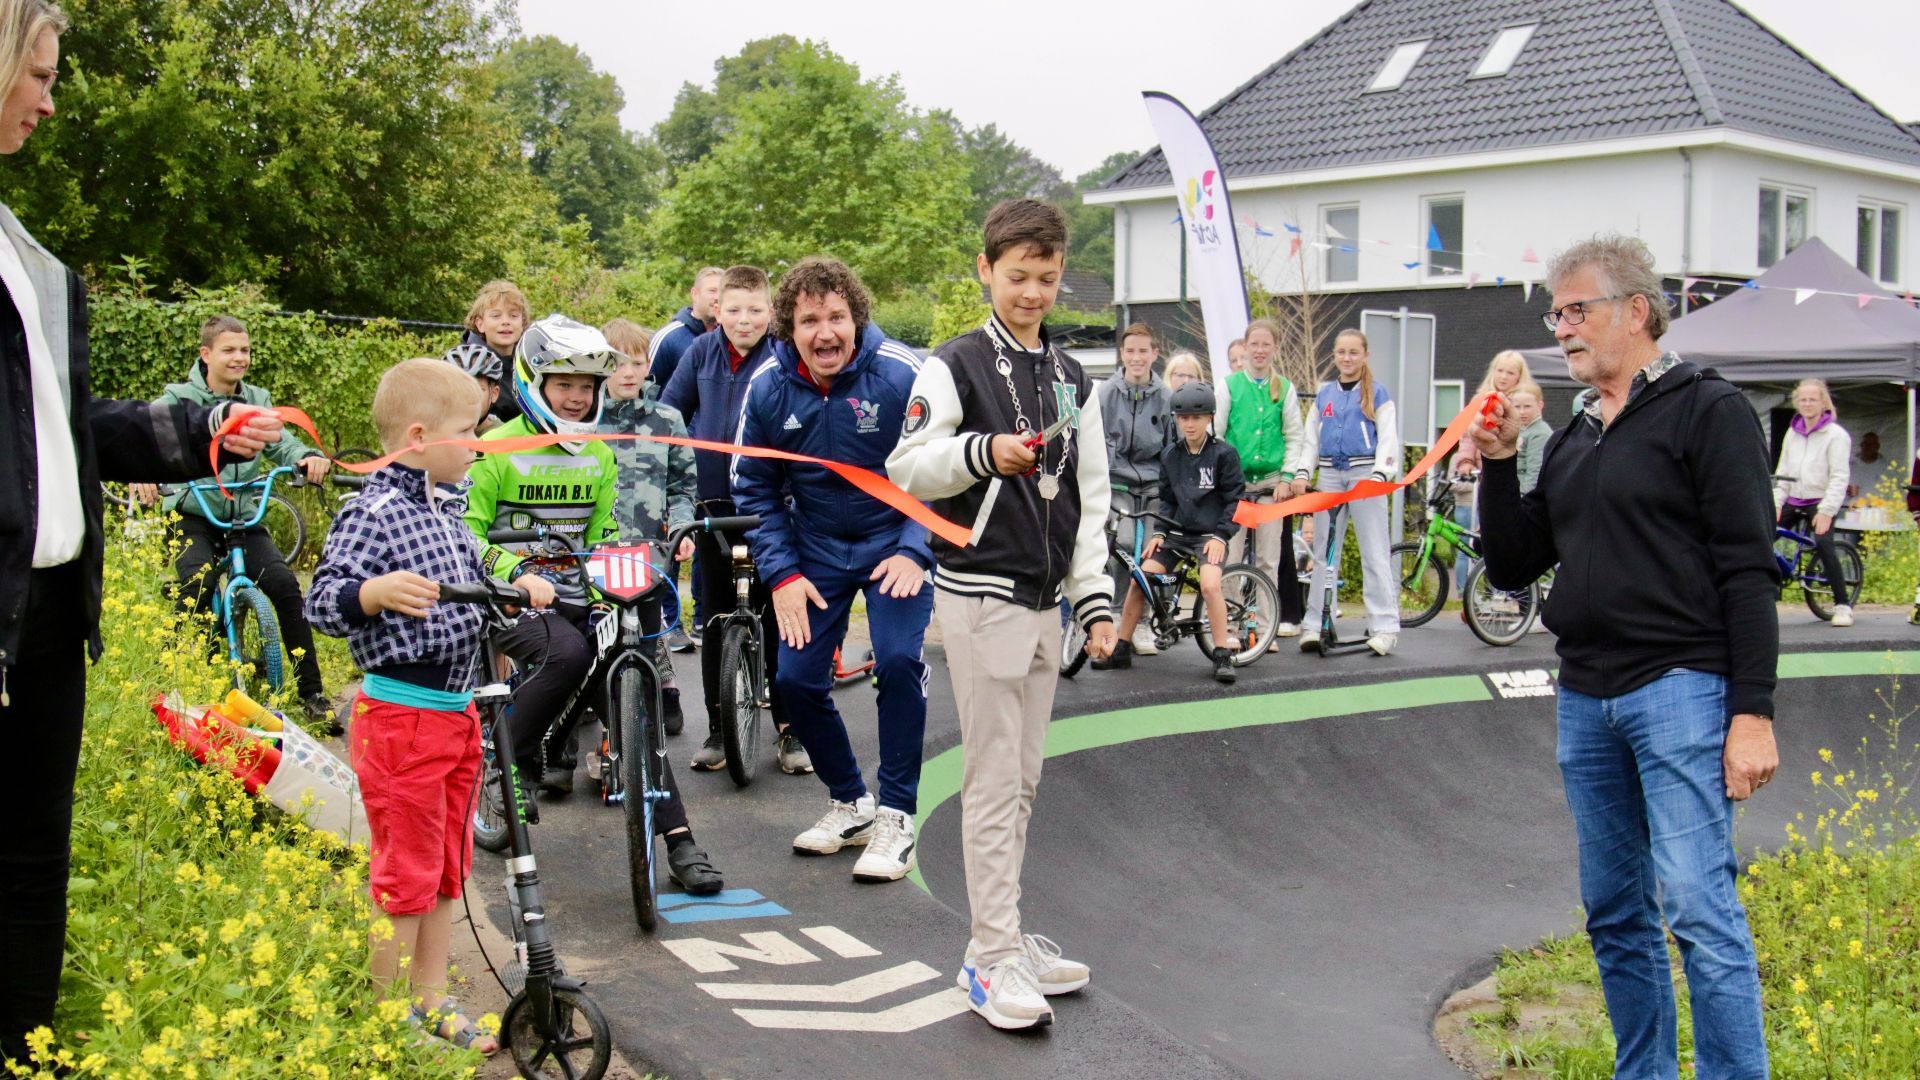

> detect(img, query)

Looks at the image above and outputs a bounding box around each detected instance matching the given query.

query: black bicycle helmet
[443,341,505,385]
[1169,381,1217,416]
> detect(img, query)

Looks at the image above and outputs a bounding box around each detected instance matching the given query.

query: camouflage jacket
[601,391,696,545]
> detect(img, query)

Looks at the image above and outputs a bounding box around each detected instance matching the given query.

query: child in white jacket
[1773,378,1854,625]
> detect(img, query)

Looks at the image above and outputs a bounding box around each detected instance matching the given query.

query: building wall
[1691,146,1920,288]
[1111,152,1686,305]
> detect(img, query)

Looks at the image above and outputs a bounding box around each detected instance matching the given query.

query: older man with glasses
[1473,234,1779,1080]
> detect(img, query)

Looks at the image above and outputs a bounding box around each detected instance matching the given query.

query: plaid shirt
[305,463,487,690]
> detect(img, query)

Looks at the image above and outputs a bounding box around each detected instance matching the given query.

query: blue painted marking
[656,887,791,924]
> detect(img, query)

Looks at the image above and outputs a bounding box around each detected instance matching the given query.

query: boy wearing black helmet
[441,341,505,432]
[1110,380,1247,683]
[463,313,723,894]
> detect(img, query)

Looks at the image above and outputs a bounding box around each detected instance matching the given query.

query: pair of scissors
[1022,413,1073,474]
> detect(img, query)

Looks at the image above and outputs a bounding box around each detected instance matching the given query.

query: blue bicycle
[178,466,297,694]
[1774,522,1861,622]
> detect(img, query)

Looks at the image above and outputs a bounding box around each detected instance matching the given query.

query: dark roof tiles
[1102,0,1920,191]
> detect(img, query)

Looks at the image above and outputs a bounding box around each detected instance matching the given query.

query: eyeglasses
[1541,295,1623,332]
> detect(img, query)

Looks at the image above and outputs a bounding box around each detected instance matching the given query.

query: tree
[654,35,803,175]
[932,112,1068,228]
[1063,150,1139,286]
[645,40,970,297]
[0,0,555,319]
[490,35,664,264]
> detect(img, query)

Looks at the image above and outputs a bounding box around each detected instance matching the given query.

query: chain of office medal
[993,335,1072,498]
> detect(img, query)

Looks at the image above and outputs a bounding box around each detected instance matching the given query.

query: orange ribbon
[210,405,975,547]
[1232,392,1499,528]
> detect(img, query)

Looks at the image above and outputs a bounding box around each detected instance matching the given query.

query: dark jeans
[692,519,787,737]
[774,556,932,814]
[1,561,88,1066]
[491,599,688,835]
[172,515,324,697]
[1779,503,1853,606]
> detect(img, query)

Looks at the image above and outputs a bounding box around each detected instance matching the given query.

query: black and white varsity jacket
[886,314,1113,630]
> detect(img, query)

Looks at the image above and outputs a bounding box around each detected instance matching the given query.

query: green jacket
[1222,370,1305,484]
[153,360,316,522]
[464,416,620,582]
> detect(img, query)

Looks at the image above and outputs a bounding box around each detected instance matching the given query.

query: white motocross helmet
[511,313,618,452]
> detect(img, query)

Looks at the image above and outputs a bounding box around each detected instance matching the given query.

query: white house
[1086,0,1920,449]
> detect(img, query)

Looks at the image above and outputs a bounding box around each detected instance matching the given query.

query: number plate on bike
[586,545,659,603]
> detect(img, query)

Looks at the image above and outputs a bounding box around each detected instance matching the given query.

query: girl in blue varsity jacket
[1297,328,1403,655]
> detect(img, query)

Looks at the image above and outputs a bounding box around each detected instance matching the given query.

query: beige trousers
[934,590,1061,966]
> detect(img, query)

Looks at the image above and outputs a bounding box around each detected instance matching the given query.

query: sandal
[409,997,500,1057]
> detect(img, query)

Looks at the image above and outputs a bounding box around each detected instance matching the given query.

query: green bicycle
[1393,473,1477,627]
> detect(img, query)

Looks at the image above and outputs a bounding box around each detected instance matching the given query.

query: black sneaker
[1212,647,1238,685]
[667,843,724,895]
[541,743,576,794]
[302,692,343,736]
[1910,604,1920,627]
[690,734,727,771]
[1091,639,1132,671]
[662,688,685,736]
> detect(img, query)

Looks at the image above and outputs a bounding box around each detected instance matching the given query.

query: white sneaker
[1299,630,1321,652]
[852,807,916,882]
[1274,622,1300,637]
[792,794,876,855]
[958,935,1089,996]
[958,955,1052,1030]
[1832,605,1854,627]
[1131,624,1159,656]
[1367,632,1397,656]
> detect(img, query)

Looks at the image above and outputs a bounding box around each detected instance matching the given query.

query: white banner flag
[1142,92,1251,388]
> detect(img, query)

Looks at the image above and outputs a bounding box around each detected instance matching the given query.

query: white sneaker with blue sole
[957,954,1051,1030]
[958,934,1090,996]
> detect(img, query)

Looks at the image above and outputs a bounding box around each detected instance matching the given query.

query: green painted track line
[907,649,1920,891]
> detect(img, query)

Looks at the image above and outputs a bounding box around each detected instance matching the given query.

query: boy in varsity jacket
[887,199,1110,1033]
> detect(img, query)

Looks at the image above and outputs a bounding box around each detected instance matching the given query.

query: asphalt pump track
[484,613,1920,1079]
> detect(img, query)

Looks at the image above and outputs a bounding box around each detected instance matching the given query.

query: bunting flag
[1426,224,1445,251]
[1522,280,1534,302]
[1288,236,1301,258]
[1794,288,1816,305]
[1283,222,1302,234]
[1743,279,1760,289]
[210,406,975,547]
[1521,247,1540,263]
[1310,241,1332,251]
[1254,224,1275,238]
[1682,276,1698,295]
[1324,221,1346,240]
[1467,272,1481,288]
[1859,294,1874,309]
[1402,260,1421,270]
[1495,275,1506,288]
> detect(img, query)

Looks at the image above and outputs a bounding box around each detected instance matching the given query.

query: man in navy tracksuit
[732,256,934,883]
[661,265,806,774]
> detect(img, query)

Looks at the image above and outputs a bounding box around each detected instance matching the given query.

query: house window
[1758,184,1810,268]
[1857,201,1903,285]
[1423,195,1464,278]
[1471,25,1537,78]
[1322,204,1359,283]
[1431,380,1464,447]
[1366,41,1429,92]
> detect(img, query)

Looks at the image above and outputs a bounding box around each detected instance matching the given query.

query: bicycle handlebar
[487,528,547,546]
[328,473,367,491]
[438,578,533,609]
[182,465,298,530]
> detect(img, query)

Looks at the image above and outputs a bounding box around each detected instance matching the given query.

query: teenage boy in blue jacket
[661,265,809,775]
[732,256,934,883]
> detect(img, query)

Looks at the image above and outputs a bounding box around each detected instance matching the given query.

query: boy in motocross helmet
[463,314,722,894]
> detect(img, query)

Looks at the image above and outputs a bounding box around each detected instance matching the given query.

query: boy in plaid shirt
[305,358,541,1056]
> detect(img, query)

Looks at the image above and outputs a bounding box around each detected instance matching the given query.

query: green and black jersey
[464,416,619,582]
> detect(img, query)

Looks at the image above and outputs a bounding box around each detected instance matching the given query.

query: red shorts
[347,693,483,916]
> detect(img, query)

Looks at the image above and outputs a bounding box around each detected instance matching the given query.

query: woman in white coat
[1773,378,1854,626]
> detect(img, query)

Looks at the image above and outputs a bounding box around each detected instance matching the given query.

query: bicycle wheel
[503,984,612,1080]
[1800,540,1864,621]
[1197,564,1282,666]
[617,669,658,932]
[230,586,286,694]
[260,492,308,567]
[472,712,511,853]
[1392,540,1448,628]
[1059,612,1090,678]
[1462,562,1536,646]
[717,622,762,788]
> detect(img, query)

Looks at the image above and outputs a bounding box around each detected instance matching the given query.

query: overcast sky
[518,0,1920,179]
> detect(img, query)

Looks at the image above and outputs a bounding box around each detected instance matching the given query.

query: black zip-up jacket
[1154,435,1246,543]
[1479,356,1780,717]
[0,259,221,675]
[887,315,1114,630]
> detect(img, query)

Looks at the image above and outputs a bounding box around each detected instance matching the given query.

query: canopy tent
[1524,238,1920,388]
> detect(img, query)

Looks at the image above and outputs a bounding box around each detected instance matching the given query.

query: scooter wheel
[504,984,611,1080]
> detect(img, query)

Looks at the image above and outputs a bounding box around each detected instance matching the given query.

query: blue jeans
[773,558,934,814]
[1556,669,1769,1080]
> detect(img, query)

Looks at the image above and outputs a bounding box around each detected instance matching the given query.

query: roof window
[1471,24,1537,78]
[1366,40,1430,92]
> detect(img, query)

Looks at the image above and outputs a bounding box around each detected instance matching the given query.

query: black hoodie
[1479,357,1780,717]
